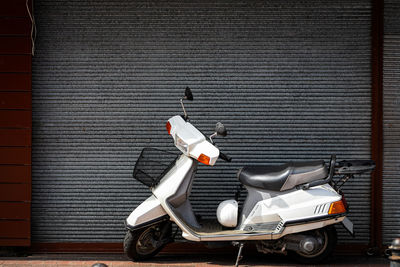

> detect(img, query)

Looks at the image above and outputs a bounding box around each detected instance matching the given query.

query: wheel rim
[135,226,162,256]
[296,229,329,258]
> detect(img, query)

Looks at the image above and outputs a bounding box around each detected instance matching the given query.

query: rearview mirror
[185,87,193,101]
[215,122,227,137]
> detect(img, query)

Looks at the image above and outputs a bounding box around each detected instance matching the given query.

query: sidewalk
[0,253,390,267]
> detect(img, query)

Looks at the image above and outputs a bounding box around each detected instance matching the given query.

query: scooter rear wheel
[289,225,337,264]
[124,222,171,261]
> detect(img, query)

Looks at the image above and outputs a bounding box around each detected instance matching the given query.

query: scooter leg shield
[126,195,168,231]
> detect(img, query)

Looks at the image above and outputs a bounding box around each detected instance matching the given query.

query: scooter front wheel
[124,222,171,261]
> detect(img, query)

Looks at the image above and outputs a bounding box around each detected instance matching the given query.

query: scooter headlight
[175,135,189,153]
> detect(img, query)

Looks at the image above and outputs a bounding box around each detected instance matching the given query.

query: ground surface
[0,253,390,267]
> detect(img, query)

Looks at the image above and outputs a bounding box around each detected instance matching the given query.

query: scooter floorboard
[193,219,269,236]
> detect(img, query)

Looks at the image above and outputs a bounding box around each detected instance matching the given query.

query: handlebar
[219,152,232,162]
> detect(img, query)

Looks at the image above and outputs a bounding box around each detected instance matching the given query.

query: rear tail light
[198,154,210,165]
[166,121,171,135]
[328,200,347,215]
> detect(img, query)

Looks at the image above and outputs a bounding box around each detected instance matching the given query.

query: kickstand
[234,242,244,267]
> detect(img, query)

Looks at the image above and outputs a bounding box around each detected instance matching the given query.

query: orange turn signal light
[328,200,346,215]
[198,153,210,165]
[166,121,171,135]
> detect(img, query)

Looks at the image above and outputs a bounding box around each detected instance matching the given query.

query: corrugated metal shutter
[383,0,400,245]
[32,0,372,243]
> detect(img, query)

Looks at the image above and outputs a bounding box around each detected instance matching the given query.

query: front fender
[125,195,168,231]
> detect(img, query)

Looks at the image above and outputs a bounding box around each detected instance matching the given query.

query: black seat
[238,160,328,191]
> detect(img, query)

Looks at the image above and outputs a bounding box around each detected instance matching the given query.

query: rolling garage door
[383,0,400,245]
[32,0,372,243]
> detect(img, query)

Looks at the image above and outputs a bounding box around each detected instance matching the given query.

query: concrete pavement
[0,253,390,267]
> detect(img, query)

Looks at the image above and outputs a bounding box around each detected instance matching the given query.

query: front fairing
[167,115,219,165]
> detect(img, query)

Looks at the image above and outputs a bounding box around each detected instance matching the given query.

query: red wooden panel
[0,238,30,246]
[0,165,31,183]
[0,184,31,201]
[0,37,31,54]
[0,92,31,109]
[0,55,31,73]
[0,0,32,17]
[0,110,31,127]
[0,73,31,91]
[0,18,31,36]
[0,202,30,220]
[0,147,31,165]
[30,243,123,253]
[0,221,30,239]
[0,129,31,146]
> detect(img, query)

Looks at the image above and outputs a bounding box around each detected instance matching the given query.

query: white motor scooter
[124,88,375,265]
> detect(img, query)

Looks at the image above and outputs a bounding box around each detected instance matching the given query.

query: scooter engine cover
[217,199,238,228]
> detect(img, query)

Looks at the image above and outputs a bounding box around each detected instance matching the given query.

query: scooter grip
[219,152,232,162]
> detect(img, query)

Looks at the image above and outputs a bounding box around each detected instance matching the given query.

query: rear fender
[125,195,168,231]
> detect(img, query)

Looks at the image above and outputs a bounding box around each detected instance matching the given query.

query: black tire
[123,222,171,261]
[288,226,337,264]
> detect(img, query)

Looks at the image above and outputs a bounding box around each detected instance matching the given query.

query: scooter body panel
[196,215,345,241]
[152,154,203,241]
[239,184,341,231]
[152,154,195,201]
[190,183,344,241]
[126,194,167,230]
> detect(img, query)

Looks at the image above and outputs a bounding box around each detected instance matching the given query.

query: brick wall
[0,0,32,246]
